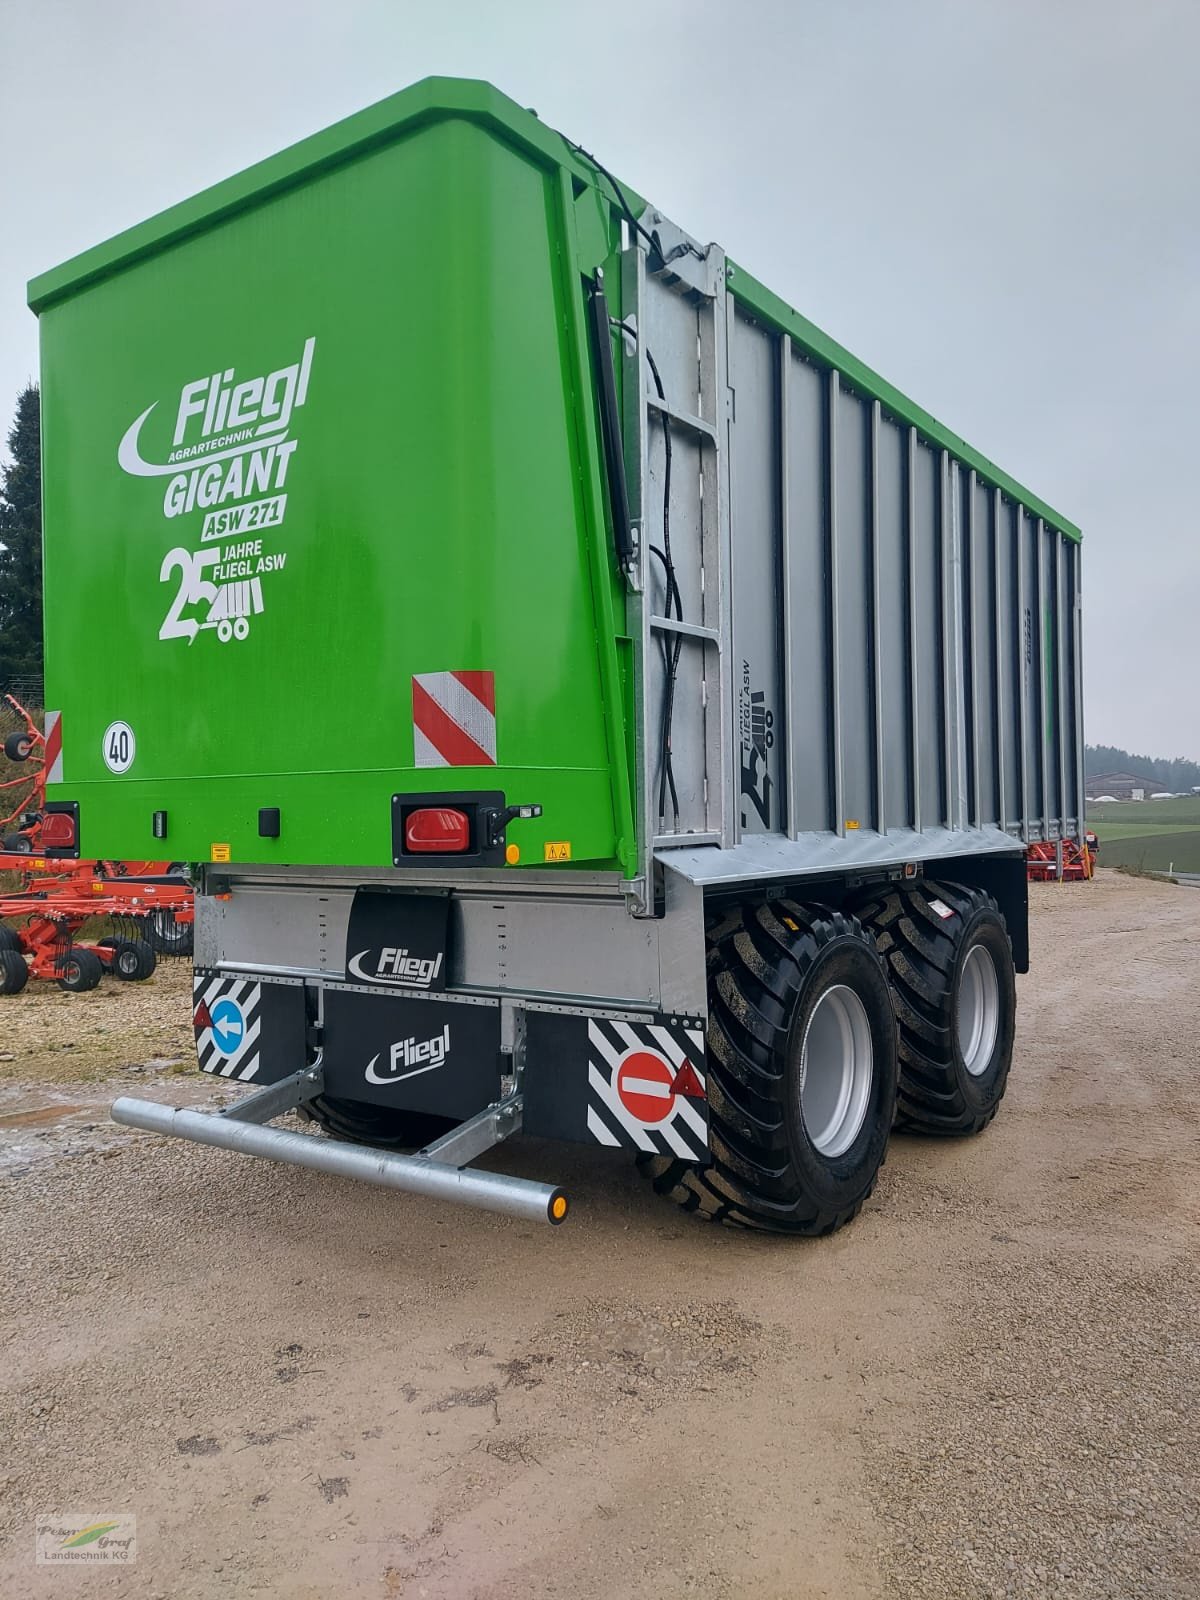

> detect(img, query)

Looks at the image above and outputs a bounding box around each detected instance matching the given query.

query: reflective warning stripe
[44,711,63,785]
[412,671,497,767]
[584,1018,708,1160]
[193,974,263,1082]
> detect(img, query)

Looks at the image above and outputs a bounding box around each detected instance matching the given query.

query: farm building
[1085,771,1158,801]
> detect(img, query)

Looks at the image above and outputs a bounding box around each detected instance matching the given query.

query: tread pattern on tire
[853,879,1012,1136]
[637,899,889,1236]
[0,947,29,994]
[57,946,103,993]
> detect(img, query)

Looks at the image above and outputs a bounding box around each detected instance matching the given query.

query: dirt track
[1,872,1197,1599]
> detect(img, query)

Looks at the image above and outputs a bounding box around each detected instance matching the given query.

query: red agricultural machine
[1026,834,1097,883]
[1,695,194,994]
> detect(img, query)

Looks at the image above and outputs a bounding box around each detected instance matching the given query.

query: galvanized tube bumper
[110,1097,568,1225]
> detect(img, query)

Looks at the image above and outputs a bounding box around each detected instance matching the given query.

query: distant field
[1087,795,1200,873]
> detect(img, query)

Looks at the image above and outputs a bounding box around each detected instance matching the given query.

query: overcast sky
[2,0,1196,757]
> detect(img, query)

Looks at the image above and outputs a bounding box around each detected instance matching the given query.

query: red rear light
[404,807,470,854]
[41,813,77,849]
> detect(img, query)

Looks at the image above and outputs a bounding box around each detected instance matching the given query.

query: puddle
[0,1103,87,1129]
[0,1074,225,1175]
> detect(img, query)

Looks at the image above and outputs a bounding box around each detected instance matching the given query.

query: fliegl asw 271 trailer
[30,78,1083,1233]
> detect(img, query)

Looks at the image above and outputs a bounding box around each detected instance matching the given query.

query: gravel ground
[0,871,1196,1598]
[0,954,194,1083]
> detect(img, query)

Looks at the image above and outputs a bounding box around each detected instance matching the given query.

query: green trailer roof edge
[27,77,604,314]
[727,263,1081,543]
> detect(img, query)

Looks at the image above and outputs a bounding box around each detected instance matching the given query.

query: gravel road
[1,872,1197,1599]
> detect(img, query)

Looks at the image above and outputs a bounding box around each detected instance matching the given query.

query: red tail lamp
[404,807,470,853]
[40,812,77,850]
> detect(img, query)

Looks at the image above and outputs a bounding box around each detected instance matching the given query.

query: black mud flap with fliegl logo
[523,1012,710,1161]
[343,889,450,991]
[321,988,501,1120]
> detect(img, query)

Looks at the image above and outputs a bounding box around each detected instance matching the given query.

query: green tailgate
[32,85,634,872]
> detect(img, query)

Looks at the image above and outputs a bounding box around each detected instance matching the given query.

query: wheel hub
[957,942,1000,1076]
[799,984,874,1158]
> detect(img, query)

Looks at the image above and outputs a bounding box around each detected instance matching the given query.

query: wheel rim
[799,984,874,1158]
[957,942,1000,1077]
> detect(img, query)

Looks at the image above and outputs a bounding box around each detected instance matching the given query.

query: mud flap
[523,1013,710,1161]
[322,989,501,1121]
[193,972,306,1084]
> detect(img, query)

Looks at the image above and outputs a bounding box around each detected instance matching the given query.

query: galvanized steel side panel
[781,353,834,836]
[703,305,1081,878]
[874,411,912,832]
[833,380,875,834]
[912,438,948,829]
[728,308,784,836]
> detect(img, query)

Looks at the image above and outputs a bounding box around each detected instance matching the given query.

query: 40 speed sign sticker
[102,720,137,774]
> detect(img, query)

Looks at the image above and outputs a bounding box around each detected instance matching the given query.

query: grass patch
[1088,795,1200,826]
[1094,831,1200,873]
[1088,794,1200,873]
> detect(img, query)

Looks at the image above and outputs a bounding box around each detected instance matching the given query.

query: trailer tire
[57,947,104,993]
[0,948,29,994]
[0,924,20,952]
[3,732,33,762]
[852,881,1015,1137]
[99,937,158,981]
[144,910,194,957]
[300,1096,456,1152]
[638,900,898,1235]
[3,833,33,855]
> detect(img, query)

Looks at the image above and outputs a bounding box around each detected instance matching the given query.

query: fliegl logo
[348,946,445,989]
[366,1024,452,1085]
[117,337,315,646]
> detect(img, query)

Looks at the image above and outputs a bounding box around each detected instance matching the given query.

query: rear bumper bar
[111,1076,568,1226]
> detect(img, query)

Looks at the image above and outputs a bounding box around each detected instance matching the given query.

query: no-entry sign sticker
[616,1050,676,1123]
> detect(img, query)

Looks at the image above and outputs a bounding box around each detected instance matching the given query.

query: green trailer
[27,78,1083,1232]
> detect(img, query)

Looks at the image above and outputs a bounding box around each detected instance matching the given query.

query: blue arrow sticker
[209,996,246,1056]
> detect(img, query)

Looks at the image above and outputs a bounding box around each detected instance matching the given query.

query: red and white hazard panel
[586,1018,708,1159]
[43,711,63,784]
[412,671,497,768]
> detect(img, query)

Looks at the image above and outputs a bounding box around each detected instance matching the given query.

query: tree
[0,384,43,690]
[1085,742,1200,792]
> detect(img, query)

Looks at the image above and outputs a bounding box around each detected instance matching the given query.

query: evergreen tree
[0,384,43,690]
